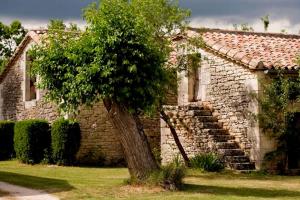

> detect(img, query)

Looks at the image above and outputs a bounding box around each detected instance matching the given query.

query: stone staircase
[164,103,255,171]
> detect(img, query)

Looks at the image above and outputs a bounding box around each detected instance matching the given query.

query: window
[25,55,37,101]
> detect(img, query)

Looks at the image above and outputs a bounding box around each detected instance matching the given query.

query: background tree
[261,15,270,32]
[233,23,254,32]
[257,72,300,172]
[30,0,190,180]
[0,21,26,72]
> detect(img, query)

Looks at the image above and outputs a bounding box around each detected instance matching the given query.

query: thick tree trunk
[103,99,159,180]
[160,109,190,166]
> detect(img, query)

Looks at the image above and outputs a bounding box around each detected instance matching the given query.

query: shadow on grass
[187,171,300,181]
[0,171,74,193]
[183,184,300,198]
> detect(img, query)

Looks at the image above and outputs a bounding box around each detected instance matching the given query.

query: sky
[1,0,300,33]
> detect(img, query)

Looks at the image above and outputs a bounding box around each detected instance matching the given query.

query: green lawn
[0,160,300,200]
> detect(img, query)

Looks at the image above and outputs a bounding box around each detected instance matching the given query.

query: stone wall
[0,40,60,122]
[0,38,161,165]
[161,105,213,164]
[198,50,257,153]
[173,49,276,169]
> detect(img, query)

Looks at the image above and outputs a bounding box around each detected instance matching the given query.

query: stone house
[1,28,299,170]
[161,28,300,170]
[0,30,164,165]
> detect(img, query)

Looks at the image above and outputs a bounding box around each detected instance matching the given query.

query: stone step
[192,110,212,116]
[225,155,250,163]
[203,122,222,129]
[181,104,204,111]
[209,134,235,142]
[196,116,218,122]
[216,142,239,149]
[165,103,255,172]
[218,149,245,156]
[207,129,229,135]
[229,162,255,170]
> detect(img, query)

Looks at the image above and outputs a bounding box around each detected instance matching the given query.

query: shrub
[14,120,50,164]
[190,153,224,172]
[0,121,15,160]
[51,118,81,165]
[147,156,186,190]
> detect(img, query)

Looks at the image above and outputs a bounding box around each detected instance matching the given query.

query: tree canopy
[30,0,189,114]
[0,20,26,72]
[29,0,190,180]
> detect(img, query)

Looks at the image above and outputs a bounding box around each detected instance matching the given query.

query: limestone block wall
[0,50,123,164]
[161,105,213,164]
[75,103,124,165]
[76,103,162,165]
[199,51,257,152]
[0,39,161,165]
[0,41,59,122]
[175,49,276,169]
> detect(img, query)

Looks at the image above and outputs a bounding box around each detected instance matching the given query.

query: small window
[25,55,37,101]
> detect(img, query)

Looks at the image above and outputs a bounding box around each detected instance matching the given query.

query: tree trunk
[103,99,159,180]
[160,109,190,166]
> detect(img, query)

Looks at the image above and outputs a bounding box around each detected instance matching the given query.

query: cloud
[180,0,300,24]
[1,0,300,33]
[190,17,300,34]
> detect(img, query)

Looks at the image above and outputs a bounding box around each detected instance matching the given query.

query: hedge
[0,121,15,160]
[51,118,81,165]
[14,120,50,164]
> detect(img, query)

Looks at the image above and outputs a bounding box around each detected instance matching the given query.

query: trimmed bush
[51,118,81,165]
[0,121,15,160]
[190,153,224,172]
[14,120,50,164]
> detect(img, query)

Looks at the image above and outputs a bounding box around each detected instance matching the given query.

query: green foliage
[258,74,299,138]
[146,156,186,190]
[0,121,15,160]
[190,153,225,172]
[0,20,26,72]
[14,120,50,164]
[261,15,270,32]
[51,118,81,165]
[152,147,162,165]
[48,19,66,30]
[258,72,300,171]
[233,23,254,32]
[29,0,190,115]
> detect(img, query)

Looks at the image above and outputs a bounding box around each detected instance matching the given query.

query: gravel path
[0,182,59,200]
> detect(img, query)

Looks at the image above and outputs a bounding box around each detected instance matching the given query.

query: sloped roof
[2,28,300,84]
[189,28,300,71]
[0,30,46,83]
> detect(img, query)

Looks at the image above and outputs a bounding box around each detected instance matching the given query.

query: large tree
[0,21,26,71]
[30,0,189,180]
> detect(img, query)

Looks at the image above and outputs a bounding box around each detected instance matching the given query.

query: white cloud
[190,17,300,34]
[2,15,300,35]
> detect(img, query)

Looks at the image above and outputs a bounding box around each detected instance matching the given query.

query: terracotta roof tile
[189,28,300,70]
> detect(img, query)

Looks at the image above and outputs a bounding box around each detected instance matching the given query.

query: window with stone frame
[25,54,37,101]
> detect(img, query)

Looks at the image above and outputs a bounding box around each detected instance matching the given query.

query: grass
[0,160,300,199]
